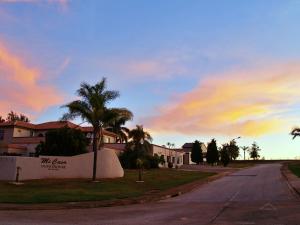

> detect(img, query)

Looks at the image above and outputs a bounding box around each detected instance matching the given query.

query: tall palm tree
[106,108,133,143]
[291,127,300,139]
[127,125,153,155]
[240,146,249,160]
[62,78,131,181]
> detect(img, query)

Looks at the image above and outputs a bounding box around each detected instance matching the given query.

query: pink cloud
[145,63,300,137]
[0,41,64,118]
[99,57,187,80]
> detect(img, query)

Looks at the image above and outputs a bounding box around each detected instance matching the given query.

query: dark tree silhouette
[6,111,30,122]
[191,140,203,164]
[220,144,230,167]
[206,139,219,165]
[248,142,261,160]
[228,140,240,160]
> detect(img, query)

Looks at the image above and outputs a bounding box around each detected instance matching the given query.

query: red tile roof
[0,121,117,137]
[7,144,27,150]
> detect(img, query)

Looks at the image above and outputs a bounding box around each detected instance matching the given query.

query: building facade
[0,121,118,156]
[182,142,207,164]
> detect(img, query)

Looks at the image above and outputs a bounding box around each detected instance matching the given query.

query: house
[0,121,118,156]
[104,143,185,168]
[182,142,207,164]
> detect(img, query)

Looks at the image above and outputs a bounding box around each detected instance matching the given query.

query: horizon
[1,0,300,159]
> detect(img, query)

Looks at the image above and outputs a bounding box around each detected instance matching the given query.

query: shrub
[119,151,164,169]
[35,127,88,156]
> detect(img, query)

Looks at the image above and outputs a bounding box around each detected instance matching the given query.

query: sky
[1,0,300,159]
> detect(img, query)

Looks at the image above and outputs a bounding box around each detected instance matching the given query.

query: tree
[248,142,261,160]
[228,140,240,160]
[62,78,132,181]
[206,139,219,165]
[191,140,203,164]
[6,111,30,122]
[219,144,230,167]
[119,125,156,169]
[127,125,152,153]
[291,127,300,139]
[240,146,249,160]
[106,108,133,143]
[0,116,4,123]
[35,127,88,156]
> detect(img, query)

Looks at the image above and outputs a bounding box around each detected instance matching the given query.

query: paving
[1,163,300,225]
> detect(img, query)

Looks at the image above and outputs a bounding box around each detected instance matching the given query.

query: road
[1,163,300,225]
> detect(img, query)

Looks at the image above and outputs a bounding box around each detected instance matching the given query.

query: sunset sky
[1,0,300,159]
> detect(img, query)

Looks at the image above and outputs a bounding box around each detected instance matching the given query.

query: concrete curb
[0,171,232,211]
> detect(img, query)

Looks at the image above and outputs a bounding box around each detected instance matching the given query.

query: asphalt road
[1,163,300,225]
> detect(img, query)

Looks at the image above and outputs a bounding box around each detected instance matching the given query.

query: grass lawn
[0,169,214,204]
[288,163,300,177]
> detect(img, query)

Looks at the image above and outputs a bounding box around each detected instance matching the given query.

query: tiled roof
[182,143,193,148]
[0,121,117,137]
[7,144,27,150]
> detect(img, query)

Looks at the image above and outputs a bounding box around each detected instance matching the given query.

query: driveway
[1,163,300,225]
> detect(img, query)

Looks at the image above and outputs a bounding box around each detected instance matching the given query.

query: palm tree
[106,108,133,143]
[127,125,153,155]
[240,146,249,160]
[291,127,300,139]
[62,78,131,181]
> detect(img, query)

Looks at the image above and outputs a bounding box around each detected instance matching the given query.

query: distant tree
[206,139,219,165]
[191,140,203,164]
[228,140,240,160]
[248,142,261,160]
[219,144,230,167]
[6,111,30,122]
[240,146,249,160]
[166,142,175,149]
[0,116,5,123]
[127,125,152,154]
[35,127,89,156]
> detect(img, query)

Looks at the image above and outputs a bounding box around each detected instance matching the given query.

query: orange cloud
[0,41,63,118]
[146,64,300,137]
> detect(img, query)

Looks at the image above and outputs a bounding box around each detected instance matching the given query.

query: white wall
[0,148,124,181]
[13,128,32,137]
[152,145,184,168]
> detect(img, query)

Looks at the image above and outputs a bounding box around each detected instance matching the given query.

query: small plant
[136,158,144,182]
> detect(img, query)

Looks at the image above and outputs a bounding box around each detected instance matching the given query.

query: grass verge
[288,163,300,178]
[0,169,214,204]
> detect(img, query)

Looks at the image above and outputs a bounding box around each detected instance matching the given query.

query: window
[0,130,4,140]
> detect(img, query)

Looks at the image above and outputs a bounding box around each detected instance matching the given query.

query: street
[1,164,300,225]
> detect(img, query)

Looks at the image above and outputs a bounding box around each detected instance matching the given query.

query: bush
[119,151,164,169]
[35,127,88,156]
